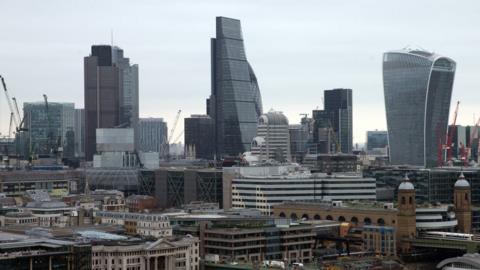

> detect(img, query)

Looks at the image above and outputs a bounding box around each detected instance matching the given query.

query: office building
[289,124,309,163]
[383,49,456,167]
[84,45,138,161]
[208,17,263,158]
[154,167,223,208]
[184,115,214,160]
[251,111,291,162]
[324,88,353,153]
[93,128,138,168]
[225,165,376,215]
[139,118,168,158]
[22,102,74,157]
[74,108,85,158]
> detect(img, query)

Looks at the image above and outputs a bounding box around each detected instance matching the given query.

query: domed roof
[399,174,414,190]
[454,172,470,188]
[258,110,289,126]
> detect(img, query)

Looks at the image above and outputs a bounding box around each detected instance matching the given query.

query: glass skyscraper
[383,49,456,167]
[208,17,263,158]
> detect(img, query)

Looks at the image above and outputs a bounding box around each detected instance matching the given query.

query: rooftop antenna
[110,28,114,47]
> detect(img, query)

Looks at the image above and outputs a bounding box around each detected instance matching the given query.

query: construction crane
[167,109,182,144]
[173,130,184,144]
[12,97,27,132]
[446,101,460,162]
[0,75,20,129]
[8,112,14,138]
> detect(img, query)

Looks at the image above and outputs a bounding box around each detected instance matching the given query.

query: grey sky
[1,0,479,145]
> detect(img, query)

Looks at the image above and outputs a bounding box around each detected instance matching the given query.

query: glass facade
[209,17,263,157]
[383,50,456,167]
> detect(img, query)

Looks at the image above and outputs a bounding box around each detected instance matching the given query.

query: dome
[399,174,414,190]
[258,110,289,126]
[454,172,470,188]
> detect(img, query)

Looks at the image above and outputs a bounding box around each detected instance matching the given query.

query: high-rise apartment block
[383,49,455,167]
[184,115,215,160]
[208,17,263,158]
[84,45,139,161]
[138,118,168,157]
[22,102,74,157]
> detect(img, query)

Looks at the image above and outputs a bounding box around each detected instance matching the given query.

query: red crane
[446,101,460,162]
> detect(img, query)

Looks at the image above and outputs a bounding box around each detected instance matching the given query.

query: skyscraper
[383,49,456,167]
[208,17,263,158]
[324,88,352,153]
[74,108,85,158]
[184,115,215,160]
[84,45,139,161]
[251,111,290,162]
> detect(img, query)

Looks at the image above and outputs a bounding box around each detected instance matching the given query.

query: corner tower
[454,172,471,233]
[397,174,416,253]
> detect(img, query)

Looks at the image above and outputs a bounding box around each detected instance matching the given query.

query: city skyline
[1,0,480,145]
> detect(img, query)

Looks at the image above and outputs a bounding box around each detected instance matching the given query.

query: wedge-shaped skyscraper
[383,49,456,167]
[208,17,263,158]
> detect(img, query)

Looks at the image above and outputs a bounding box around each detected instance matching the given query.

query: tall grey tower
[208,17,263,158]
[383,49,456,167]
[84,45,138,161]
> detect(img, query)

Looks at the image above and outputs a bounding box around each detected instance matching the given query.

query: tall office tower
[184,115,215,160]
[23,102,74,157]
[84,45,138,161]
[208,17,263,158]
[112,46,139,146]
[138,118,168,158]
[74,108,85,158]
[312,110,335,154]
[251,111,291,162]
[289,124,309,163]
[323,88,353,153]
[383,49,456,167]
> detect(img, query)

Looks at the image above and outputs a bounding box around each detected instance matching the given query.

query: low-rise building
[126,194,156,212]
[95,211,172,238]
[91,236,199,270]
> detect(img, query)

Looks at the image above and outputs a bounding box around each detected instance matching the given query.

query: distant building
[324,88,353,153]
[93,128,137,168]
[84,45,138,161]
[251,111,290,162]
[22,102,74,157]
[95,211,171,238]
[154,167,223,209]
[74,109,85,158]
[126,195,157,213]
[138,118,168,158]
[225,165,376,215]
[366,130,388,155]
[303,154,358,173]
[383,49,456,167]
[289,124,309,163]
[184,115,214,160]
[208,17,263,158]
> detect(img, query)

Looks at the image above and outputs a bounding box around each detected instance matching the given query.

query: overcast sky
[1,0,479,145]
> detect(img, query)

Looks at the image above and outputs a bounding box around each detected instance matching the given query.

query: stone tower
[397,174,416,253]
[454,172,471,233]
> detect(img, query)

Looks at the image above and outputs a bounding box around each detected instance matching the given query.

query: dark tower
[454,173,471,233]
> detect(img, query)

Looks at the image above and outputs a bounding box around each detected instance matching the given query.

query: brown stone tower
[454,172,471,233]
[397,174,416,253]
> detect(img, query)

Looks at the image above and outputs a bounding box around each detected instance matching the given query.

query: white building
[251,111,291,162]
[92,236,199,270]
[95,211,172,238]
[227,165,376,215]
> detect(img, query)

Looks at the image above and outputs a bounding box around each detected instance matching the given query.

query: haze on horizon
[1,0,479,146]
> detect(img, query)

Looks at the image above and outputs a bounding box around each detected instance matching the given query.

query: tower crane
[0,75,20,129]
[167,109,182,145]
[173,130,184,144]
[446,101,460,162]
[8,112,14,138]
[12,97,27,132]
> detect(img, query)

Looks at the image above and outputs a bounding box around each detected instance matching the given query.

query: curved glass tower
[209,17,263,157]
[383,49,456,167]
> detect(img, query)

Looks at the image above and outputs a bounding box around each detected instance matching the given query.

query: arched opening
[401,197,405,205]
[364,217,372,225]
[290,213,298,220]
[279,212,286,218]
[409,197,413,204]
[301,214,309,220]
[377,218,385,226]
[338,216,346,222]
[351,216,358,225]
[314,214,321,220]
[326,215,333,221]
